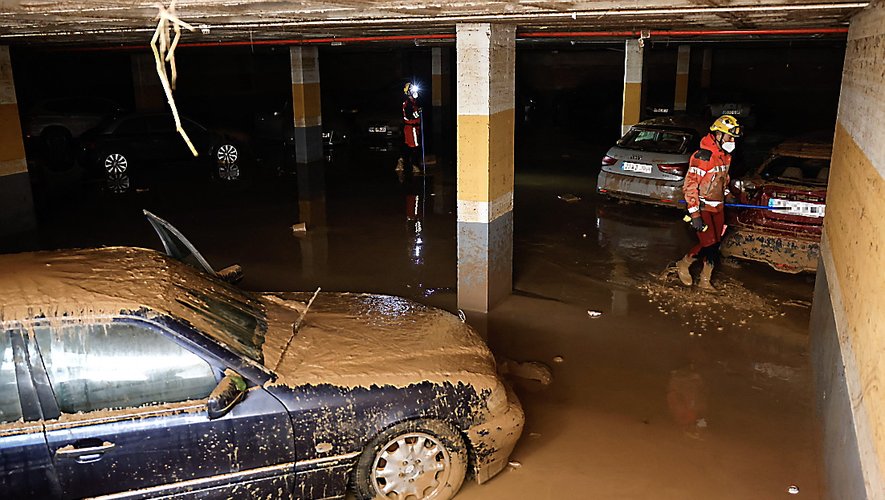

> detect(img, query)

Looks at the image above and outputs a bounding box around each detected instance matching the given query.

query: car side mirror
[207,370,247,420]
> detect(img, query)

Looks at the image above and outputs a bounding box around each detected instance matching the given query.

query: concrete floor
[13,128,821,499]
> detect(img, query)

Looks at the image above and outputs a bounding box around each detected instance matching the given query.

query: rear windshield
[761,156,830,186]
[617,128,697,154]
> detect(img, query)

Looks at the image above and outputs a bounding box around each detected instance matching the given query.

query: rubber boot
[676,255,695,286]
[395,158,404,171]
[698,261,716,291]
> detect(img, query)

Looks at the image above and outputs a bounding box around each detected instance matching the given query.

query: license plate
[768,198,826,218]
[622,162,652,174]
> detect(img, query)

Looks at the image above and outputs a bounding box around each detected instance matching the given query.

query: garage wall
[815,0,885,497]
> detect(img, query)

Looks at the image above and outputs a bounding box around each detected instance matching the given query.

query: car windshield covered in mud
[596,117,704,207]
[721,136,831,273]
[0,212,523,500]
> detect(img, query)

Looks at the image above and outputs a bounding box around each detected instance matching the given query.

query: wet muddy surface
[11,127,820,498]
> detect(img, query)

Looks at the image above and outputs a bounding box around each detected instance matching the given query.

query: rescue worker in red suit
[396,82,423,174]
[676,115,742,290]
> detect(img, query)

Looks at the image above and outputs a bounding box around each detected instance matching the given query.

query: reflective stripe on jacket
[683,133,732,215]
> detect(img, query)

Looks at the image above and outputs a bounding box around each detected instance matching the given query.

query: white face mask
[410,90,418,99]
[722,141,736,153]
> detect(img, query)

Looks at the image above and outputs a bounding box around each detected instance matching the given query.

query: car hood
[258,292,498,390]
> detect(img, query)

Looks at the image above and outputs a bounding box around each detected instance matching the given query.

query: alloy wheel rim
[372,432,451,499]
[217,144,238,164]
[104,153,127,174]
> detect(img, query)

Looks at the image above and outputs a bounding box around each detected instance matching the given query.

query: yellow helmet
[710,114,743,137]
[404,82,417,95]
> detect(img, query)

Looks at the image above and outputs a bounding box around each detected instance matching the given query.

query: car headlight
[486,381,509,414]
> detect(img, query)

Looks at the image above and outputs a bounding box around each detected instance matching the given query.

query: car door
[0,325,59,498]
[27,316,296,499]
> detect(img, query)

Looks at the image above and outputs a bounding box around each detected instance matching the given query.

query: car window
[33,320,217,414]
[761,156,830,186]
[618,128,694,154]
[114,117,151,135]
[0,333,22,424]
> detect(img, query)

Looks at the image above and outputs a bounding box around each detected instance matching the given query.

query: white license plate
[622,162,652,174]
[768,198,826,218]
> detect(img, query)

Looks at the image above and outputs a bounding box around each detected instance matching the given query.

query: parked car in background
[253,99,349,149]
[721,135,831,273]
[596,117,705,207]
[22,96,124,165]
[78,113,247,175]
[706,92,756,129]
[0,211,523,500]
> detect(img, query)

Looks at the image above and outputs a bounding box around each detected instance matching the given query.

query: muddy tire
[353,419,467,500]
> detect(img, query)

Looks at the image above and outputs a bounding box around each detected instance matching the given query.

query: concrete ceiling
[0,0,867,45]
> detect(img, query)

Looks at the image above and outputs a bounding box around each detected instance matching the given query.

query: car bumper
[721,224,820,273]
[466,386,524,484]
[597,170,684,208]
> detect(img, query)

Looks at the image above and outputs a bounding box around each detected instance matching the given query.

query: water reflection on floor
[17,132,819,499]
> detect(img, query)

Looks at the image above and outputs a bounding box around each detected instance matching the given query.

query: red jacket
[402,97,421,126]
[683,134,732,216]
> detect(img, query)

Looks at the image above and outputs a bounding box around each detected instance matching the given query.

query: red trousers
[404,124,421,148]
[688,209,726,257]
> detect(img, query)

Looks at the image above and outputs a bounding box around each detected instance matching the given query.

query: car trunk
[744,184,826,236]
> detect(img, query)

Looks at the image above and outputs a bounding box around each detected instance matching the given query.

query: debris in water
[587,310,602,318]
[457,309,467,323]
[753,362,796,381]
[783,299,812,308]
[508,460,522,469]
[558,193,581,203]
[696,418,707,428]
[788,485,800,495]
[291,222,307,234]
[528,432,542,439]
[553,356,564,363]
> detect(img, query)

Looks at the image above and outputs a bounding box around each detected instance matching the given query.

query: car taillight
[658,163,688,176]
[602,155,617,166]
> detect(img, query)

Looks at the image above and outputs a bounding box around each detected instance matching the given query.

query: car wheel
[353,419,467,500]
[216,143,239,164]
[102,152,129,175]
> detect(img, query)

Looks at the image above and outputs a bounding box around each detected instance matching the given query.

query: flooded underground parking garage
[1,2,884,499]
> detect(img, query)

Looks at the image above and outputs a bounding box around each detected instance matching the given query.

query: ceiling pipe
[50,27,848,52]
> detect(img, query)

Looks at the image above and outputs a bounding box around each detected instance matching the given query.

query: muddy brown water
[16,133,820,498]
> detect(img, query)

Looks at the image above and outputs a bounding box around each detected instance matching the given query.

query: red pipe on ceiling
[52,27,848,52]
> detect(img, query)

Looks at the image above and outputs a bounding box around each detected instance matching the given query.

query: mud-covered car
[0,212,523,500]
[721,136,831,272]
[596,117,704,207]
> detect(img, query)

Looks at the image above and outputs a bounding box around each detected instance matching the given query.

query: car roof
[771,134,833,159]
[0,246,262,325]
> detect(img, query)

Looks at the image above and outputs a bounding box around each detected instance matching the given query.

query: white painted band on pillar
[676,45,690,75]
[456,23,515,116]
[457,192,514,224]
[432,47,442,75]
[290,46,320,85]
[624,39,643,84]
[0,46,18,105]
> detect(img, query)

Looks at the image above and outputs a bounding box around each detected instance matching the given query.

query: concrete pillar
[674,45,690,113]
[456,23,515,313]
[812,2,885,497]
[130,52,165,112]
[0,46,35,237]
[296,162,328,280]
[701,48,713,90]
[290,46,323,165]
[431,47,451,152]
[621,39,644,135]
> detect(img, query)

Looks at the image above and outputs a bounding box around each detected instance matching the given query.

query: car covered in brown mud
[721,135,831,273]
[0,211,523,500]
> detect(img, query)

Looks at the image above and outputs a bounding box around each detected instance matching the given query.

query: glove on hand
[690,216,706,232]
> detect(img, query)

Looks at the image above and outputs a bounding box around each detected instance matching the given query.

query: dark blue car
[0,212,523,499]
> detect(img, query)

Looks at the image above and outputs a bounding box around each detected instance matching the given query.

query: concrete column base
[457,212,513,313]
[294,126,324,165]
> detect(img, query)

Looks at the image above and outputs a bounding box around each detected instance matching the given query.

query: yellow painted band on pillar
[457,109,515,203]
[824,122,885,473]
[0,103,25,163]
[622,82,642,127]
[291,82,322,128]
[674,73,689,110]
